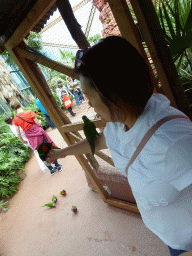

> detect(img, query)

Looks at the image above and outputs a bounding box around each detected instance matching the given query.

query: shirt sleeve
[165,135,192,191]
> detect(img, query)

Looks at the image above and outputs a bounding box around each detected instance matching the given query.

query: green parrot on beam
[82,115,99,156]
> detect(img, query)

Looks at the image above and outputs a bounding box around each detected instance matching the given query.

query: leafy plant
[24,31,43,51]
[154,0,192,71]
[0,115,31,206]
[52,92,65,110]
[59,50,76,67]
[2,31,43,68]
[88,34,101,45]
[0,200,9,212]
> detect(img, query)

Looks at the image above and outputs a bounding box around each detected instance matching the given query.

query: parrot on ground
[52,195,57,203]
[71,205,77,212]
[42,202,56,208]
[60,190,66,195]
[37,142,58,164]
[82,115,99,156]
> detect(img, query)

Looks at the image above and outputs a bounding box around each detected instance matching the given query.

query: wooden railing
[60,118,140,214]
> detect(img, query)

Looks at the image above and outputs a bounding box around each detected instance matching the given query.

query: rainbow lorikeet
[60,190,66,195]
[71,205,77,212]
[82,115,99,156]
[37,142,58,163]
[52,195,57,203]
[42,202,56,208]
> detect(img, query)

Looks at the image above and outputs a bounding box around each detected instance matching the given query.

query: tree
[0,32,43,107]
[0,56,26,105]
[1,31,43,68]
[88,34,101,45]
[59,50,76,67]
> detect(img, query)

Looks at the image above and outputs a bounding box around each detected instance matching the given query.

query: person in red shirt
[10,101,62,176]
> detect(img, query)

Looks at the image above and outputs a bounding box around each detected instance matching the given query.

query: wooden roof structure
[0,0,191,214]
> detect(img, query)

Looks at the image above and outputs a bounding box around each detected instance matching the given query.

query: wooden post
[106,198,139,214]
[56,0,90,49]
[129,0,191,118]
[16,47,79,80]
[107,0,160,94]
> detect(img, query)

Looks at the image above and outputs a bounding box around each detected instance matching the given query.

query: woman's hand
[46,149,66,164]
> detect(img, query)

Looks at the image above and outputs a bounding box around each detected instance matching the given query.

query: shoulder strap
[16,115,34,125]
[125,115,190,176]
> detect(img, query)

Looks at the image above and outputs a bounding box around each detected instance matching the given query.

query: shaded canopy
[0,0,57,52]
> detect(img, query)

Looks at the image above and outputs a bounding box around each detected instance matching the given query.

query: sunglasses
[74,48,89,70]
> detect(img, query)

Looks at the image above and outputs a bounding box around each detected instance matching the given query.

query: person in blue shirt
[35,98,56,129]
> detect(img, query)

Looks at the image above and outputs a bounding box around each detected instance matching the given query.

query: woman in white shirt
[46,36,192,256]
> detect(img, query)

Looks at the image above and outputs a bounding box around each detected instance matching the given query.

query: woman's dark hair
[10,100,21,110]
[76,36,154,121]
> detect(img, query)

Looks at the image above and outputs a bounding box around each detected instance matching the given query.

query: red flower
[42,145,48,153]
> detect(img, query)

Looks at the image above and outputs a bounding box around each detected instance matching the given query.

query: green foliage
[52,93,65,110]
[0,115,31,207]
[1,49,17,68]
[59,50,76,67]
[24,31,43,51]
[153,0,192,81]
[0,200,9,211]
[2,31,42,68]
[88,34,101,45]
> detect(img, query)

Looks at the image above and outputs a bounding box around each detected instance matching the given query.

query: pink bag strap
[125,115,190,176]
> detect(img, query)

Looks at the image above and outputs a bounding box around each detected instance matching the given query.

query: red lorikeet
[37,142,58,163]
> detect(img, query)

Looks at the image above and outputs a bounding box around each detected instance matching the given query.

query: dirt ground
[0,101,170,256]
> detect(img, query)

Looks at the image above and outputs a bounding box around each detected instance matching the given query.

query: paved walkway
[0,101,170,256]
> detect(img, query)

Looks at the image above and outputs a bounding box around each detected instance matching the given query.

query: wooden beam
[16,47,79,80]
[40,0,91,33]
[7,0,57,49]
[41,42,78,49]
[56,0,90,49]
[95,151,114,167]
[107,0,160,94]
[107,0,141,54]
[60,119,106,133]
[129,0,191,118]
[107,198,139,214]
